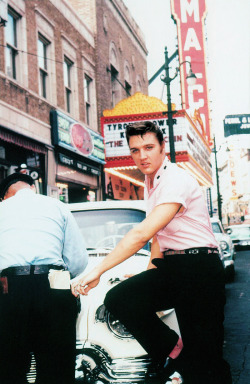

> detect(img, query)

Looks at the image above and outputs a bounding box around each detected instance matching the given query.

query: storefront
[101,92,213,200]
[0,126,47,194]
[50,110,105,203]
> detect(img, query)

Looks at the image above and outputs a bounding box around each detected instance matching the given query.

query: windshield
[72,208,150,251]
[228,226,250,239]
[211,222,222,234]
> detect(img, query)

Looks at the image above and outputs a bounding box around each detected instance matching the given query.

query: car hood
[76,249,150,338]
[86,247,149,272]
[213,232,232,244]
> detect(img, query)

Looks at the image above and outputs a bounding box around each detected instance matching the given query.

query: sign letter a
[184,28,201,51]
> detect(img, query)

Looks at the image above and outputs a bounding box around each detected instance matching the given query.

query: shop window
[84,75,92,125]
[0,146,6,159]
[37,34,50,99]
[5,8,19,79]
[57,182,69,203]
[87,190,96,202]
[64,56,73,113]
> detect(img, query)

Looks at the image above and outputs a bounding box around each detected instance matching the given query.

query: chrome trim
[76,342,151,382]
[100,357,151,381]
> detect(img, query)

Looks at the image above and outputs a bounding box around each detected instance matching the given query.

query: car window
[72,208,150,252]
[211,222,222,234]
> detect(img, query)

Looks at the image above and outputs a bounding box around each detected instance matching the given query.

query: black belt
[163,247,219,257]
[0,264,65,277]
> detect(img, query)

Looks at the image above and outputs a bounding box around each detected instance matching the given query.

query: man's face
[129,132,165,180]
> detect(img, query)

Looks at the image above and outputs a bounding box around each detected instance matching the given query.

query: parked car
[225,224,250,250]
[210,217,236,281]
[70,200,181,383]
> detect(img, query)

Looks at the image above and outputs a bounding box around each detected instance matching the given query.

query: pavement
[223,249,250,384]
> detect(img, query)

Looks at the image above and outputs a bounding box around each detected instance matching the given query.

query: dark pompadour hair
[125,121,164,145]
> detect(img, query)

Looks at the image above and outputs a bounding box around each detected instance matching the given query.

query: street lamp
[160,47,196,163]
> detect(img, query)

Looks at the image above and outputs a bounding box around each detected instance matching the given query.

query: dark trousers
[104,252,230,382]
[0,273,78,384]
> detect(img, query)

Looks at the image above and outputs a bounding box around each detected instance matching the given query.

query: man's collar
[145,157,170,190]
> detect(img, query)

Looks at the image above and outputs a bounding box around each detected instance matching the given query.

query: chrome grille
[26,353,36,383]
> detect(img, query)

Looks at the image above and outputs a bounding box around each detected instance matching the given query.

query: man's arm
[72,202,181,296]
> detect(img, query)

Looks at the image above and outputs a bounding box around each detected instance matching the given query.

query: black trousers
[0,273,78,384]
[104,252,230,381]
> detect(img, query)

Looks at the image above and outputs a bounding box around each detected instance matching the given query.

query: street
[223,249,250,384]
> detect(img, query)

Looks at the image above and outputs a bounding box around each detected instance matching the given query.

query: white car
[70,200,181,383]
[210,217,236,281]
[225,224,250,250]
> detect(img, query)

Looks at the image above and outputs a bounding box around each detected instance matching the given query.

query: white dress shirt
[0,188,88,277]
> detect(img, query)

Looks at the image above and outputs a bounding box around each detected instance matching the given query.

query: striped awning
[0,128,47,154]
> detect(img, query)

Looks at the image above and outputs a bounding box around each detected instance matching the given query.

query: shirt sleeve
[156,173,192,209]
[62,208,88,278]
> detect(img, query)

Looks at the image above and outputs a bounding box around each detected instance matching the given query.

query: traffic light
[218,194,223,205]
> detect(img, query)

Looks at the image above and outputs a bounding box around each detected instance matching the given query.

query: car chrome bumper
[76,342,151,382]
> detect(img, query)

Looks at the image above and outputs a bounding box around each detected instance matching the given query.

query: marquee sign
[171,0,211,141]
[102,111,212,184]
[50,110,105,164]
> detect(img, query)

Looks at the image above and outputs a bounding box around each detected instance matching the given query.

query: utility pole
[213,137,222,222]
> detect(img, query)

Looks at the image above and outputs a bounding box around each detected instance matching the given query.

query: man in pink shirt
[72,121,231,384]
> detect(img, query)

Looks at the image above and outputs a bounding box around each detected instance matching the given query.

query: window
[5,8,19,79]
[136,79,142,92]
[38,34,49,98]
[64,56,73,113]
[124,64,131,96]
[125,81,131,96]
[84,75,92,125]
[111,65,119,108]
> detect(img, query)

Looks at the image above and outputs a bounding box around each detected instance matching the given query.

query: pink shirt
[144,158,218,252]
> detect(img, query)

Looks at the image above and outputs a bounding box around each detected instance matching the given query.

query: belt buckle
[16,266,30,275]
[34,265,48,274]
[190,249,199,254]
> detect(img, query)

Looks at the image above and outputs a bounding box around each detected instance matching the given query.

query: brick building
[67,0,148,199]
[68,0,148,130]
[0,0,148,202]
[0,0,105,202]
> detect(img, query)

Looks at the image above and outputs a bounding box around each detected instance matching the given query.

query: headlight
[220,240,228,251]
[95,304,133,339]
[107,312,134,339]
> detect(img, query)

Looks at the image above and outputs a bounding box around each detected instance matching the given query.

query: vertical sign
[171,0,211,141]
[228,150,239,199]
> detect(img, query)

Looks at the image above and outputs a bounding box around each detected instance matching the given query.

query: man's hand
[71,269,101,297]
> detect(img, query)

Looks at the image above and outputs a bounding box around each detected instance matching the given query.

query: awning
[0,128,47,154]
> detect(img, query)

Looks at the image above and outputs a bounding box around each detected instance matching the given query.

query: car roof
[69,200,146,212]
[227,224,250,228]
[210,217,221,223]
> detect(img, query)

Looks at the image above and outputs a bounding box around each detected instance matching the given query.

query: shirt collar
[15,188,35,196]
[145,157,170,191]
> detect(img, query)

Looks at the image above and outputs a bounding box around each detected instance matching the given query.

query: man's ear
[31,184,36,192]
